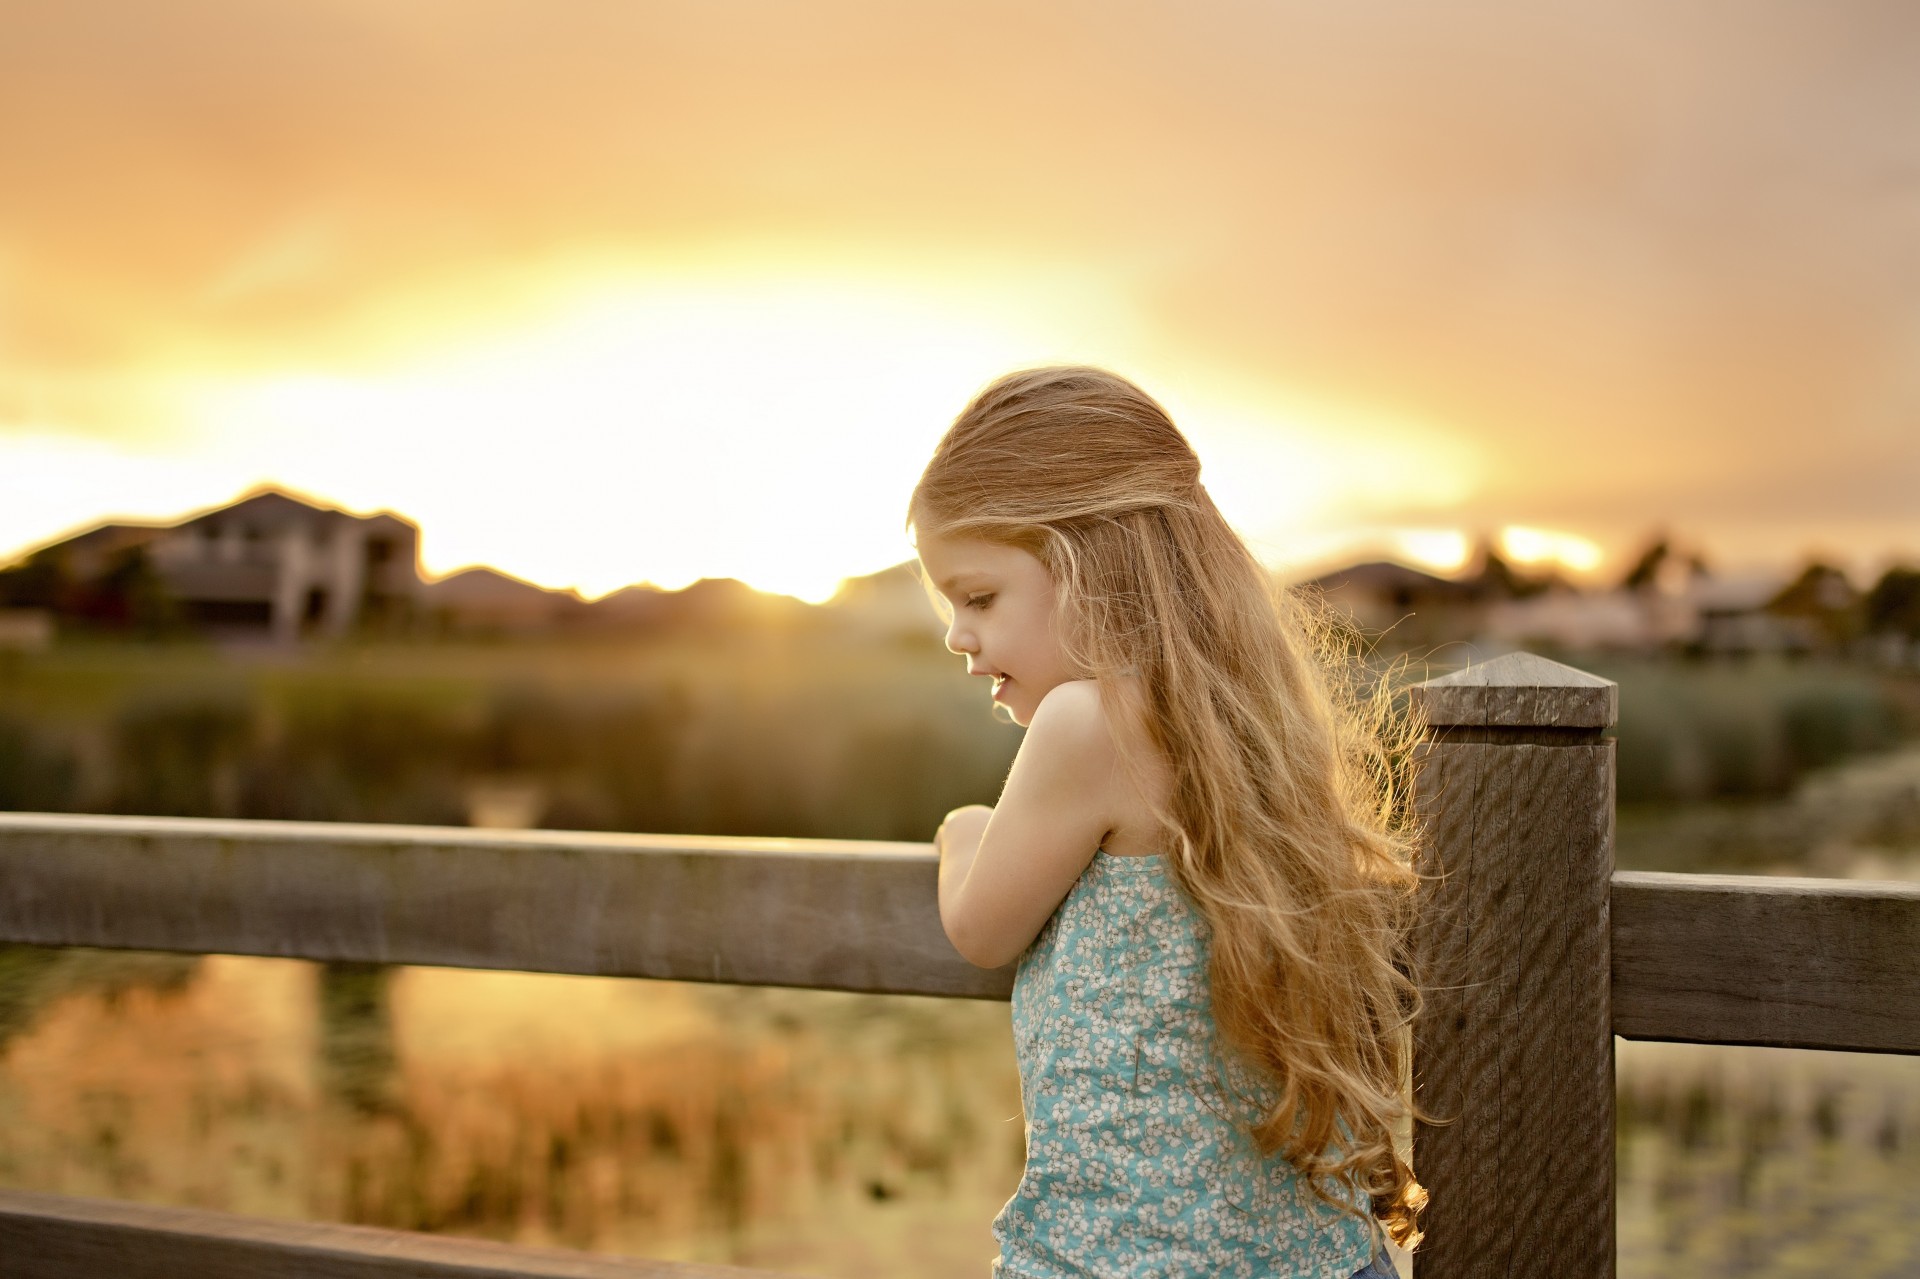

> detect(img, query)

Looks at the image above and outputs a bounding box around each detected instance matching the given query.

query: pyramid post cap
[1410,651,1617,730]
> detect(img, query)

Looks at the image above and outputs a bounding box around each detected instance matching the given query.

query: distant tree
[1619,534,1709,594]
[1619,537,1671,593]
[1767,562,1861,646]
[72,547,184,637]
[1471,540,1551,599]
[0,549,74,610]
[0,544,185,637]
[1864,566,1920,638]
[1768,562,1852,602]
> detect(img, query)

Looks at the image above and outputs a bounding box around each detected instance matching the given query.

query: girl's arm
[934,680,1118,968]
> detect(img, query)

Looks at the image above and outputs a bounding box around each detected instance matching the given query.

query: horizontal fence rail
[0,811,1014,998]
[1612,870,1920,1054]
[0,1188,769,1279]
[1,812,1915,1054]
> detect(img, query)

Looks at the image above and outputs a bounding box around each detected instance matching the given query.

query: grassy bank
[0,633,1022,843]
[5,639,1916,845]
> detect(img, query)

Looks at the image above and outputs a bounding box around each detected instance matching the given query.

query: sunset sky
[2,0,1915,601]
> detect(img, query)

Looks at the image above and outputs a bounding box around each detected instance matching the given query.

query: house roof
[10,485,418,568]
[174,486,417,536]
[41,522,167,557]
[1303,560,1480,600]
[422,566,581,605]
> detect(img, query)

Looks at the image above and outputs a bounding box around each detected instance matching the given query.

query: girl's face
[915,532,1077,728]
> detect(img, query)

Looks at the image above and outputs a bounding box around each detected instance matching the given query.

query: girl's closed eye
[966,593,995,610]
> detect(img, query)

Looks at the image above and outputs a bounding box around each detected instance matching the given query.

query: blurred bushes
[108,691,253,817]
[239,691,472,826]
[5,640,1913,833]
[1591,658,1909,804]
[0,713,79,811]
[0,637,1020,842]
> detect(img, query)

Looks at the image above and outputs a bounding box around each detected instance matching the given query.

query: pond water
[2,948,1916,1278]
[1616,1039,1919,1278]
[0,952,1023,1277]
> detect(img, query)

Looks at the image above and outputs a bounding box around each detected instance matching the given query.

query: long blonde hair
[908,366,1428,1248]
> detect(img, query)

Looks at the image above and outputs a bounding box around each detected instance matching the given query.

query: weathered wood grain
[1406,741,1480,1270]
[1613,871,1920,1054]
[0,1188,775,1279]
[1411,650,1619,732]
[1412,739,1615,1279]
[0,812,1014,999]
[1410,651,1619,1279]
[4,816,1909,1055]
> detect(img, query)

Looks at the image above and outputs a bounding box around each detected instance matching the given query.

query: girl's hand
[935,804,993,858]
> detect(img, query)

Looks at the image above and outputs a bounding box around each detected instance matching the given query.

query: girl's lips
[991,674,1012,702]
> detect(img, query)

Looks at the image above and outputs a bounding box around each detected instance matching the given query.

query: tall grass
[1582,657,1910,804]
[0,957,1021,1276]
[0,633,1023,842]
[5,641,1912,836]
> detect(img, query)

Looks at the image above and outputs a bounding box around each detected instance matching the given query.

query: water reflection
[0,953,1022,1276]
[1616,1040,1920,1278]
[1,949,1916,1277]
[319,962,399,1118]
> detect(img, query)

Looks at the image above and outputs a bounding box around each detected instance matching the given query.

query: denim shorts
[1348,1250,1400,1279]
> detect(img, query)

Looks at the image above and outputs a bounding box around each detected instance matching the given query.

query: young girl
[911,367,1424,1279]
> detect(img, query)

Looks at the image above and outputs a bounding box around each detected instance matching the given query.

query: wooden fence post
[1407,652,1619,1279]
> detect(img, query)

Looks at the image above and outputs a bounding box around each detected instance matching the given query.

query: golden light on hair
[912,366,1429,1246]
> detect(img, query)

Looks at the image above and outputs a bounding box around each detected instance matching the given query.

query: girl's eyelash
[965,593,994,609]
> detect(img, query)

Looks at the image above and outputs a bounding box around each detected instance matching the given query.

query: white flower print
[992,852,1375,1279]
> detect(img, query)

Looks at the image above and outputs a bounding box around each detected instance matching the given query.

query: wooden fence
[1,651,1915,1278]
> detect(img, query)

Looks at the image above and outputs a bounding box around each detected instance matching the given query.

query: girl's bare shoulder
[1030,679,1172,855]
[1024,680,1120,775]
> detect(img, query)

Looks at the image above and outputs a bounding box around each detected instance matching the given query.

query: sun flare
[1498,525,1605,576]
[199,282,1068,602]
[6,261,1487,602]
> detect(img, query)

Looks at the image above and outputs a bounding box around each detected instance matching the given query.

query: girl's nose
[945,616,976,657]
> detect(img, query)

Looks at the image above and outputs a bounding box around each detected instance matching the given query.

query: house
[421,566,586,635]
[417,570,825,639]
[1480,587,1657,652]
[1299,560,1489,648]
[1684,574,1808,655]
[579,576,820,636]
[0,608,53,652]
[14,486,423,642]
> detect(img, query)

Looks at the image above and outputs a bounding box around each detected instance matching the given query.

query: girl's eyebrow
[936,573,988,594]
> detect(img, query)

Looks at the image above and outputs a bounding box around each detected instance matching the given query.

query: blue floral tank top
[992,850,1377,1279]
